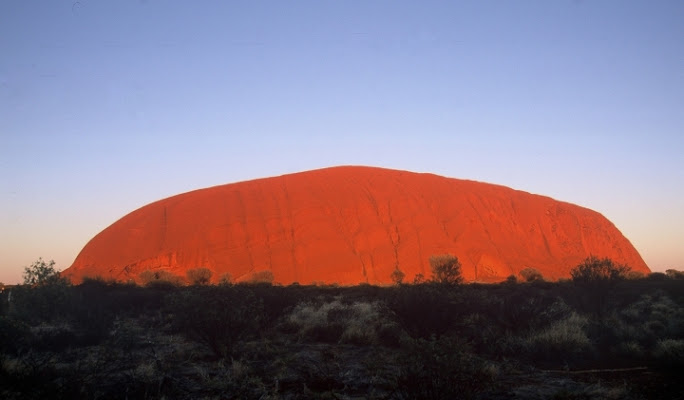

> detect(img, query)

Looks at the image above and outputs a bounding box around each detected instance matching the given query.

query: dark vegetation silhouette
[139,269,185,287]
[666,269,684,280]
[429,254,463,285]
[186,267,213,285]
[570,255,633,317]
[248,270,275,284]
[22,258,67,286]
[570,255,631,283]
[1,257,683,399]
[519,267,544,282]
[390,268,405,285]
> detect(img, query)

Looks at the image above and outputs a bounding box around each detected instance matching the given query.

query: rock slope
[64,166,649,284]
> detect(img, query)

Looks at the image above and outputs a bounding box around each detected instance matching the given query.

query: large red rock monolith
[63,166,649,284]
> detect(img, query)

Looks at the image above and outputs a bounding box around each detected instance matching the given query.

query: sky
[1,1,682,284]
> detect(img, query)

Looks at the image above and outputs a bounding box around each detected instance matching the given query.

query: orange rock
[63,166,649,284]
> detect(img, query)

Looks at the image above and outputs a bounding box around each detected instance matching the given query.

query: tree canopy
[23,258,66,286]
[429,254,463,285]
[570,256,630,284]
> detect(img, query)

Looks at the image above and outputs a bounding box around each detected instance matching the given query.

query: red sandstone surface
[64,166,649,284]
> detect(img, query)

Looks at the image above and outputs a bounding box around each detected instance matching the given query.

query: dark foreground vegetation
[1,259,684,399]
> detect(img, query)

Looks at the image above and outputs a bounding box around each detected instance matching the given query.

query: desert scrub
[0,316,31,357]
[398,335,496,400]
[598,292,684,363]
[493,310,592,367]
[29,323,80,352]
[9,282,72,324]
[388,283,461,339]
[193,358,267,398]
[185,267,213,285]
[618,292,684,341]
[652,339,684,368]
[166,285,264,358]
[524,312,592,360]
[492,292,573,334]
[138,269,185,286]
[282,299,400,345]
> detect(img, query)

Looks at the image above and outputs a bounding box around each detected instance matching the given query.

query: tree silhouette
[570,256,630,284]
[429,254,463,285]
[391,268,406,285]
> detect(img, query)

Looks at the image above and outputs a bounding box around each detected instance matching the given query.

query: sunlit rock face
[64,166,649,284]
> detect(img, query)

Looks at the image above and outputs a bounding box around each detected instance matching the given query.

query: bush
[489,289,571,335]
[653,339,684,368]
[429,254,463,285]
[283,299,398,346]
[22,258,68,286]
[390,268,405,285]
[138,269,184,287]
[625,270,646,280]
[648,272,668,281]
[31,323,80,352]
[68,279,121,344]
[0,286,8,316]
[617,293,684,346]
[0,316,31,356]
[398,336,496,399]
[10,258,72,324]
[666,269,684,280]
[166,286,263,357]
[569,257,632,317]
[524,312,592,362]
[570,256,630,284]
[186,267,213,285]
[10,282,72,324]
[218,272,233,285]
[389,284,460,339]
[519,267,544,282]
[247,270,274,285]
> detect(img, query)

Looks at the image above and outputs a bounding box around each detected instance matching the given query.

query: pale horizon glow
[1,1,683,283]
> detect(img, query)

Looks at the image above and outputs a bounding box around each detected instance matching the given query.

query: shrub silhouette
[167,286,263,357]
[429,254,463,285]
[625,270,646,280]
[522,312,592,364]
[570,256,630,284]
[0,316,31,357]
[666,269,684,280]
[12,259,71,323]
[218,272,233,285]
[247,270,274,285]
[519,267,544,282]
[68,278,120,344]
[186,267,212,285]
[389,284,459,338]
[390,268,405,285]
[139,269,184,287]
[398,336,494,399]
[648,272,668,281]
[569,257,632,318]
[23,258,68,286]
[283,299,396,345]
[653,339,684,369]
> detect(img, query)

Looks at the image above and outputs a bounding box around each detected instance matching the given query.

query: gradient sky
[1,1,682,284]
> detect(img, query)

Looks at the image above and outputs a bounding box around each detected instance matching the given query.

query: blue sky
[1,1,682,283]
